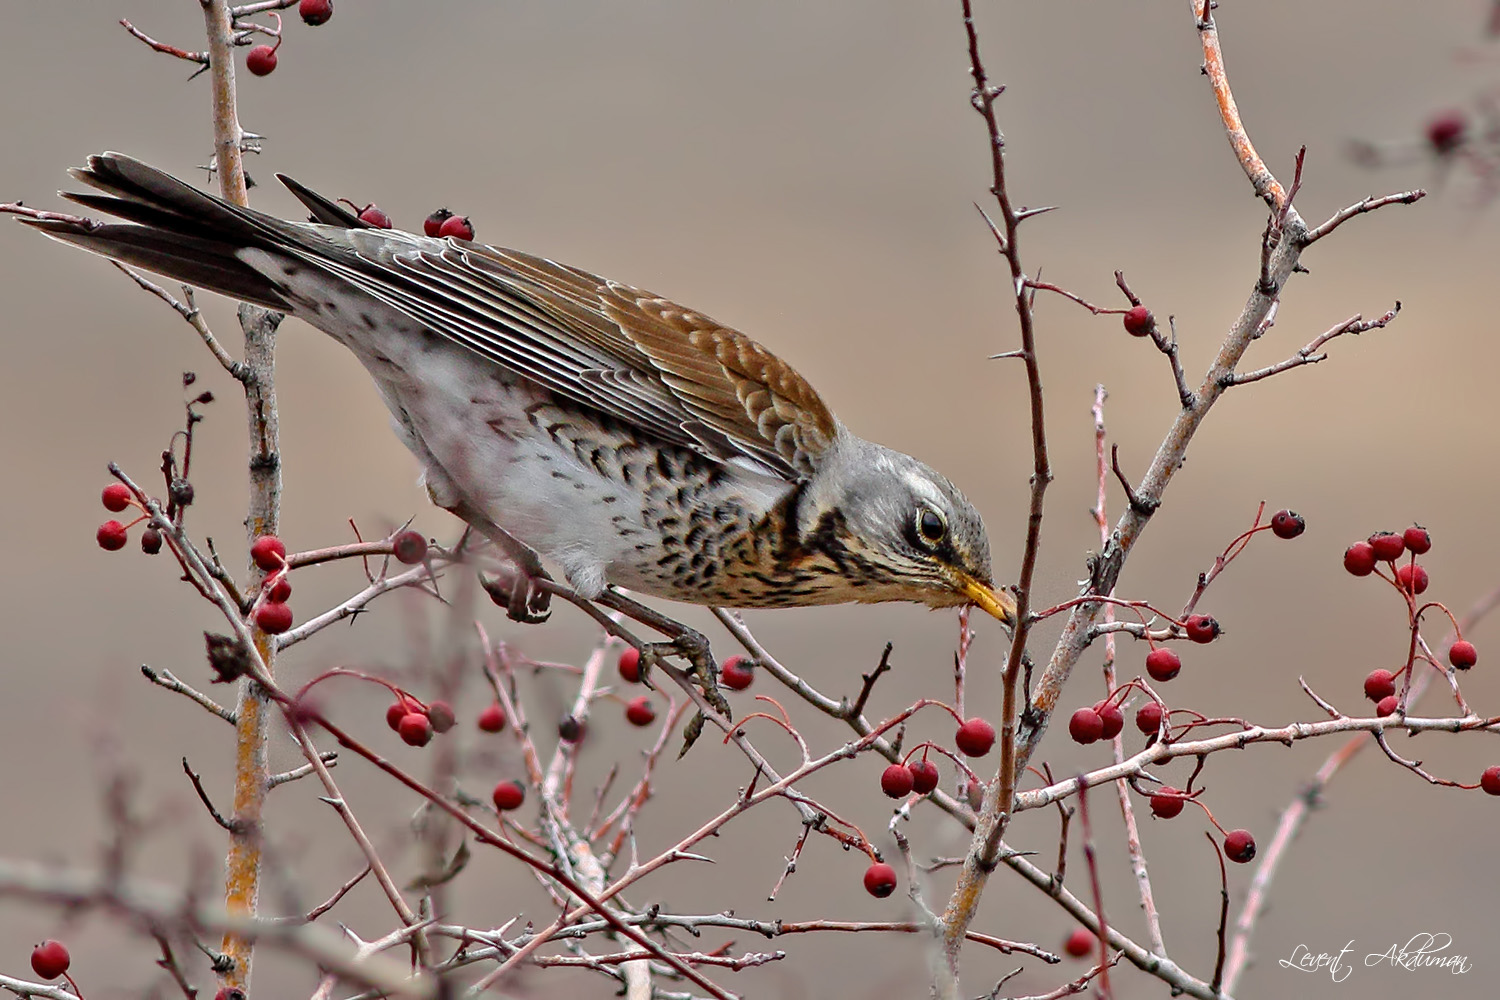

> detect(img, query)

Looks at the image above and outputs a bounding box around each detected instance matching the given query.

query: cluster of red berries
[1068,699,1125,744]
[339,203,477,239]
[96,482,164,554]
[384,693,456,748]
[1343,526,1430,589]
[246,1,334,77]
[879,757,942,798]
[30,939,71,980]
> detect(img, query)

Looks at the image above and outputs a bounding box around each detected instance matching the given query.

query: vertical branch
[201,0,282,990]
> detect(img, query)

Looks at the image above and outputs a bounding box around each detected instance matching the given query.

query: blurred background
[2,1,1497,997]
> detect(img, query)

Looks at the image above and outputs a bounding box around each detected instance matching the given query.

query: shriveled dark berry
[140,527,163,554]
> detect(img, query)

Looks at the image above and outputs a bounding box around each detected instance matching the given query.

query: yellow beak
[959,575,1017,625]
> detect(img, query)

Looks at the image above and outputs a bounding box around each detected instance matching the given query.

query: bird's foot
[479,559,552,624]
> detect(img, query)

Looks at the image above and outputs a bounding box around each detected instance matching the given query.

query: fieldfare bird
[22,153,1015,627]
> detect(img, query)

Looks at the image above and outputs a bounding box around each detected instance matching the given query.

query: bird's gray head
[803,437,1015,623]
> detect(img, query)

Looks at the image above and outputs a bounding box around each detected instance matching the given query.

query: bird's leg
[594,588,730,720]
[447,499,552,624]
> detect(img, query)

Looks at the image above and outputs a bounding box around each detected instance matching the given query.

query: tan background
[2,1,1498,997]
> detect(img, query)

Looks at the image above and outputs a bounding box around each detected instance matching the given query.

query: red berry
[140,527,163,554]
[1481,765,1500,795]
[1343,542,1377,576]
[1223,829,1256,863]
[215,990,247,1000]
[1145,647,1181,682]
[254,600,293,634]
[558,715,586,743]
[30,940,70,980]
[720,655,754,690]
[398,712,433,746]
[299,0,333,26]
[955,717,996,757]
[1122,305,1153,337]
[1095,701,1124,740]
[880,763,915,798]
[250,534,286,570]
[246,44,278,76]
[427,700,456,733]
[625,695,656,727]
[492,779,525,811]
[1149,787,1185,819]
[1183,614,1220,644]
[1135,701,1164,735]
[1368,531,1405,562]
[438,214,475,240]
[393,530,427,564]
[1063,927,1094,958]
[386,699,415,732]
[1364,669,1397,702]
[1450,640,1478,670]
[1402,525,1432,555]
[863,861,897,898]
[1426,111,1467,154]
[102,482,133,512]
[268,576,292,602]
[1270,509,1305,539]
[909,758,940,794]
[358,204,393,229]
[1376,694,1399,717]
[1069,707,1104,745]
[1395,563,1429,595]
[424,208,454,237]
[97,519,129,551]
[477,702,506,732]
[617,646,642,683]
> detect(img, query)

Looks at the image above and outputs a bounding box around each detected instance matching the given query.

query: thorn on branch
[1110,445,1158,516]
[183,757,247,833]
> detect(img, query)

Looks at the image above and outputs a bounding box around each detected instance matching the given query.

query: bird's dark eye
[917,508,947,545]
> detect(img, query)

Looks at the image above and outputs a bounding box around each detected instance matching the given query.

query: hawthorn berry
[863,861,898,898]
[1122,305,1153,337]
[140,527,163,554]
[477,702,506,733]
[1223,829,1256,863]
[299,0,333,26]
[625,695,656,727]
[1096,701,1125,740]
[1376,694,1399,718]
[1368,531,1405,562]
[250,534,286,570]
[1364,669,1397,702]
[1402,525,1432,555]
[386,699,415,732]
[1450,640,1478,670]
[1270,509,1305,539]
[1426,111,1467,154]
[492,779,525,811]
[1063,927,1094,958]
[1145,647,1181,682]
[358,204,393,229]
[1395,563,1429,595]
[1183,614,1220,644]
[1343,542,1377,576]
[254,600,293,635]
[617,646,642,683]
[558,714,586,743]
[392,530,427,564]
[1480,766,1500,796]
[268,576,292,602]
[1149,787,1185,819]
[215,990,247,1000]
[1135,701,1164,735]
[424,208,454,237]
[101,482,133,512]
[398,712,433,746]
[97,520,129,551]
[720,655,754,690]
[955,717,996,757]
[1069,707,1104,745]
[246,44,278,76]
[880,763,915,798]
[438,214,476,240]
[427,700,456,733]
[30,940,70,980]
[909,758,940,794]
